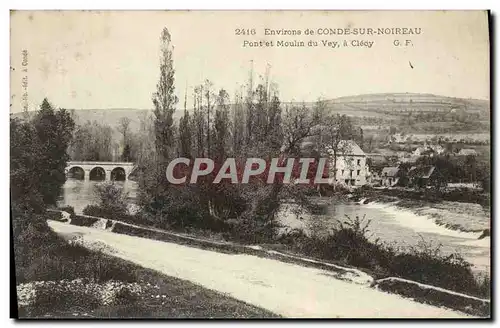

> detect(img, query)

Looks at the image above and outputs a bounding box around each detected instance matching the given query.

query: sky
[10,10,490,113]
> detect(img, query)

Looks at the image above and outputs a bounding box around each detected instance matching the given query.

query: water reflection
[58,178,138,214]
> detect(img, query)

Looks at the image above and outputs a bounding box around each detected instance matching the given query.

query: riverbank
[277,194,490,277]
[14,213,278,318]
[51,206,490,317]
[350,188,490,234]
[54,180,491,313]
[48,219,486,318]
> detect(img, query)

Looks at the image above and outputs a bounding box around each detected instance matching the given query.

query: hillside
[325,93,489,117]
[10,93,490,135]
[10,108,183,140]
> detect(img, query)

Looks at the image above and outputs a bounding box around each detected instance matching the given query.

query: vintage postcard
[10,10,490,319]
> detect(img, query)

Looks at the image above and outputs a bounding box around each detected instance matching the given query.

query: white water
[277,200,490,274]
[365,201,482,240]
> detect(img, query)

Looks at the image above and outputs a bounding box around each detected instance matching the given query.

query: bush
[318,183,352,197]
[139,183,236,233]
[13,208,139,285]
[82,204,145,227]
[109,285,140,306]
[94,182,129,217]
[80,183,133,222]
[69,213,100,226]
[226,215,281,244]
[16,237,137,284]
[27,282,101,316]
[82,204,108,217]
[357,184,374,193]
[57,206,76,217]
[278,215,489,299]
[45,211,64,221]
[277,228,309,245]
[389,238,482,297]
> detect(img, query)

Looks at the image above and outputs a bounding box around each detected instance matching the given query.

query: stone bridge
[66,161,136,181]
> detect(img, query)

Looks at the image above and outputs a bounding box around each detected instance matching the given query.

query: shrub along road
[48,220,472,318]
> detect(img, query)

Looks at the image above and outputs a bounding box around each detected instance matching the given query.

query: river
[58,179,490,275]
[57,179,139,214]
[277,199,490,275]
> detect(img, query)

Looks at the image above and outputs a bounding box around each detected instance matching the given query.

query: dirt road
[48,220,471,318]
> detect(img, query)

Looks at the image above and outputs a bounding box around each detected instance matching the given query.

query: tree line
[11,99,75,210]
[10,27,365,244]
[134,28,363,242]
[68,116,144,163]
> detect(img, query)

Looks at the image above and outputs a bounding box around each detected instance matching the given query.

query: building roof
[414,146,435,155]
[327,140,365,156]
[367,153,386,158]
[399,155,419,163]
[408,165,436,179]
[381,166,399,177]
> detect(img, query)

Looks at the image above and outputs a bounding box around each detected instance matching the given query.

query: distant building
[367,153,389,165]
[326,140,369,187]
[399,154,419,164]
[408,165,446,188]
[433,145,445,155]
[380,166,400,187]
[390,133,412,144]
[413,144,445,157]
[457,148,478,156]
[412,146,425,157]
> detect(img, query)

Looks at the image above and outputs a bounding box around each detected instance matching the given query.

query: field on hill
[11,93,490,138]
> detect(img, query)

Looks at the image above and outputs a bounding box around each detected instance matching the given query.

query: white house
[413,143,445,157]
[326,140,370,186]
[381,166,400,187]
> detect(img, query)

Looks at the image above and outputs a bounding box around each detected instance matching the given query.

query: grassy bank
[14,212,279,318]
[80,203,491,298]
[74,203,490,315]
[276,219,490,300]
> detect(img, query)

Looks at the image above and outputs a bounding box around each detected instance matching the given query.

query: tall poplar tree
[152,28,178,165]
[178,90,192,158]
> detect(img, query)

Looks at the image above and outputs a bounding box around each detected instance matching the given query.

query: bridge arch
[66,161,135,181]
[89,167,106,181]
[67,166,85,180]
[111,167,126,181]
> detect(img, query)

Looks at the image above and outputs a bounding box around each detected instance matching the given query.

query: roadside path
[48,220,471,318]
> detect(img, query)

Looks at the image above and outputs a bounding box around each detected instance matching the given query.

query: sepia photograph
[9,10,491,319]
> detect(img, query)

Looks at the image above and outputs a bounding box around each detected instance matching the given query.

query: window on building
[357,170,360,176]
[357,159,361,166]
[341,169,344,175]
